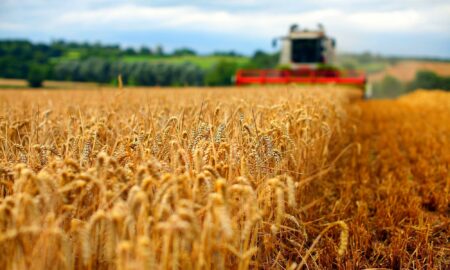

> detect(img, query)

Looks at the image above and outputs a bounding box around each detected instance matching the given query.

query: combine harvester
[236,24,369,95]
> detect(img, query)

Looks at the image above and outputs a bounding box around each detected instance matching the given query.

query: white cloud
[0,1,448,56]
[347,10,423,32]
[0,22,26,31]
[51,4,444,36]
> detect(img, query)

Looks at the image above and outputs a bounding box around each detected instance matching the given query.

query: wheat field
[0,86,448,269]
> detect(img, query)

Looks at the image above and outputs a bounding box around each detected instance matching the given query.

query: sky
[0,0,449,58]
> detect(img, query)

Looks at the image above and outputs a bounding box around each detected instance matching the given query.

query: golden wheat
[0,86,448,269]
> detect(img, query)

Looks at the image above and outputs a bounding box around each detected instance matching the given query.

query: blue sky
[0,0,449,57]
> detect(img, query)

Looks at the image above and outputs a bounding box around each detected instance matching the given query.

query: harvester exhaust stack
[236,24,366,89]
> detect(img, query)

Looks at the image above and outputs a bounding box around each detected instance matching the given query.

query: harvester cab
[278,24,335,68]
[235,24,368,94]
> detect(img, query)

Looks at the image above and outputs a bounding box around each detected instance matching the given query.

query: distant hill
[369,60,450,82]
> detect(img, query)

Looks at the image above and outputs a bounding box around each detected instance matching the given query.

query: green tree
[139,46,152,55]
[27,64,47,88]
[245,50,279,69]
[154,45,164,56]
[212,51,242,57]
[407,70,450,91]
[124,47,137,56]
[204,60,239,86]
[172,48,197,56]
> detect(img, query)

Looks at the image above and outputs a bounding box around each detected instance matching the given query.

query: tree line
[0,40,278,87]
[53,59,205,86]
[5,39,447,92]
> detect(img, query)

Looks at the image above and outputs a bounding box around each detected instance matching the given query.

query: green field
[122,55,249,69]
[55,49,250,70]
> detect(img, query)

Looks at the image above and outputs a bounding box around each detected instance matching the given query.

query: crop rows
[0,87,361,269]
[0,87,448,269]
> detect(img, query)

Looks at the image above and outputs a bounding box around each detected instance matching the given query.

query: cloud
[0,22,26,31]
[51,4,440,36]
[0,0,449,56]
[347,10,423,32]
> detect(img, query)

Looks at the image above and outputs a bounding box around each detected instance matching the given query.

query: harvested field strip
[331,90,449,268]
